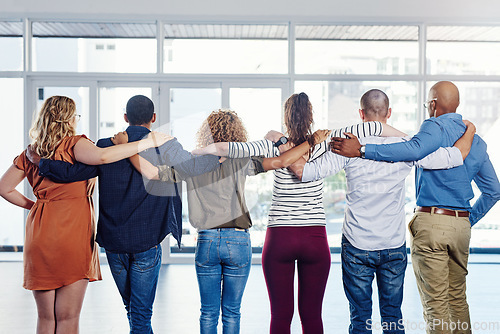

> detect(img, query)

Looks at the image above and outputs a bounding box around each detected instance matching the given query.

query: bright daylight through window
[0,21,499,255]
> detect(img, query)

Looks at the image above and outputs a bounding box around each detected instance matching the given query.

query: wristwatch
[274,136,288,148]
[359,145,366,158]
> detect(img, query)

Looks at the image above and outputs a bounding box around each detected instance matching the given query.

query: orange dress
[14,135,102,290]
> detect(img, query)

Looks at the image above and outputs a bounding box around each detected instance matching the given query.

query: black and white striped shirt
[228,121,383,227]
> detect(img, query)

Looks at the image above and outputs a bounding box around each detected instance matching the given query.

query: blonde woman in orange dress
[0,96,171,334]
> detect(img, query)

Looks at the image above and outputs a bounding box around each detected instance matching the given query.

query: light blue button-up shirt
[365,113,500,225]
[303,136,463,250]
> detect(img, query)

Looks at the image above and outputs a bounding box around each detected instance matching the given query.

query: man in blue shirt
[331,82,500,334]
[27,95,219,333]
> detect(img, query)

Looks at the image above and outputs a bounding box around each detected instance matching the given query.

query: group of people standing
[0,80,498,334]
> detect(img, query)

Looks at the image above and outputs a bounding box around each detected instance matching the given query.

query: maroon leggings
[262,226,331,334]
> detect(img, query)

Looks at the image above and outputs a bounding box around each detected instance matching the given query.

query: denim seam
[195,239,213,266]
[135,246,161,272]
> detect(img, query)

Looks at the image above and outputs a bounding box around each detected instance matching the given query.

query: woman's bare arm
[262,130,331,171]
[74,132,172,165]
[191,142,229,156]
[110,131,161,180]
[0,165,34,210]
[286,156,308,180]
[129,155,160,180]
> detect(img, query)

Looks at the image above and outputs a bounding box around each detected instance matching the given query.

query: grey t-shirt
[159,156,265,230]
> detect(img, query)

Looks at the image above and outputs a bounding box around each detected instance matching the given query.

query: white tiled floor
[1,259,500,333]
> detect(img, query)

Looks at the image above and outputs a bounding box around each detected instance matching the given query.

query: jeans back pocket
[226,240,251,268]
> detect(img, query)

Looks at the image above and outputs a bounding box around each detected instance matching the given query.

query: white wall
[1,0,500,23]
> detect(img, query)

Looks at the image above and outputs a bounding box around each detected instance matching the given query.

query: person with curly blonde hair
[111,109,330,334]
[0,95,171,334]
[196,109,248,147]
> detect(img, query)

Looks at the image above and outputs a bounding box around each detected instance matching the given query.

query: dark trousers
[262,226,331,334]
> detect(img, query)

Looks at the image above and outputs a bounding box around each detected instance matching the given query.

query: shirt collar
[126,125,151,141]
[437,112,462,120]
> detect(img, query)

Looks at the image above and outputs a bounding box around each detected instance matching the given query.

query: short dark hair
[126,95,154,125]
[360,89,389,118]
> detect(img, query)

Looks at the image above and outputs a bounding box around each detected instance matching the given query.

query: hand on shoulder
[26,144,41,166]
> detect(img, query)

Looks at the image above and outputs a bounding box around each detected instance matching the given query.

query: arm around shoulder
[366,120,443,162]
[191,142,229,156]
[261,130,331,173]
[74,132,172,165]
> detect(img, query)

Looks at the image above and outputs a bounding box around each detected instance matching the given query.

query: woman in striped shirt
[192,93,403,334]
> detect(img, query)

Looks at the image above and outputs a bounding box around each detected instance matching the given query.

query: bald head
[428,81,460,117]
[360,89,390,121]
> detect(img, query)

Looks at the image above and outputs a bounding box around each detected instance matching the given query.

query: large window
[0,79,24,246]
[0,21,23,71]
[295,25,419,74]
[164,24,288,74]
[1,20,499,258]
[33,22,157,73]
[427,26,500,75]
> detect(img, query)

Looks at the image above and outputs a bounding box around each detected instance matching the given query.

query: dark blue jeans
[342,236,406,334]
[195,228,252,334]
[106,244,162,334]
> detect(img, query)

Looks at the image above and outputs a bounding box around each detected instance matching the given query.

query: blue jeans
[342,236,407,334]
[195,228,252,334]
[106,244,162,334]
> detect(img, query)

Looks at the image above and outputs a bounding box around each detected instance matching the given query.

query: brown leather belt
[415,206,469,218]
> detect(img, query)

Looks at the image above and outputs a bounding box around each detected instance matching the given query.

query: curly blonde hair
[29,96,77,159]
[196,109,248,148]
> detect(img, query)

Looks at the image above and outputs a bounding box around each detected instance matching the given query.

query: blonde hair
[196,109,248,148]
[29,96,77,159]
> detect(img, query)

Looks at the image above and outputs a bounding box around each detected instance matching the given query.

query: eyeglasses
[423,98,437,109]
[74,114,81,121]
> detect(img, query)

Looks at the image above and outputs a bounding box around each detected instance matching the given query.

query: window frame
[0,19,499,262]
